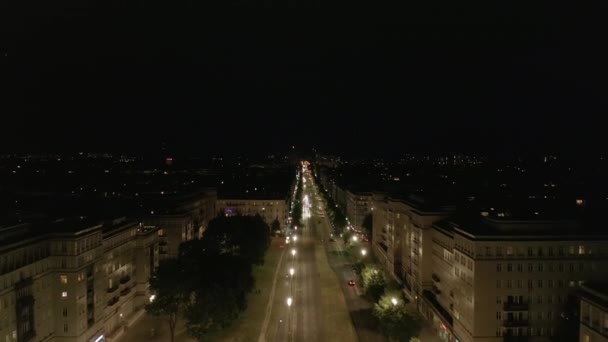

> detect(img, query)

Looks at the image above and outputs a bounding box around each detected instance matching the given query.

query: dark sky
[3,3,607,156]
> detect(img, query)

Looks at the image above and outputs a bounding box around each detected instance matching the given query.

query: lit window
[60,275,68,284]
[62,291,68,298]
[578,245,585,255]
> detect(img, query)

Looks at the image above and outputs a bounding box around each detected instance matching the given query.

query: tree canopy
[148,214,271,341]
[373,294,422,342]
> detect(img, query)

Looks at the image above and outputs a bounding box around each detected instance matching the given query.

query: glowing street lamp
[289,268,294,276]
[291,249,296,257]
[293,236,298,242]
[391,297,398,306]
[287,297,293,307]
[352,236,358,242]
[361,249,367,256]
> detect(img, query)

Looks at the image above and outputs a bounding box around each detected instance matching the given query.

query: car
[348,280,356,286]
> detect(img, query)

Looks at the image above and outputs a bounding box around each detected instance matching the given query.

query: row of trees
[355,260,422,342]
[146,215,271,342]
[291,173,304,228]
[315,181,348,232]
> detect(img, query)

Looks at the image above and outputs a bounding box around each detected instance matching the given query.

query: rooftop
[580,283,608,312]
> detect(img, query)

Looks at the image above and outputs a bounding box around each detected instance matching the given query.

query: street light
[352,236,358,242]
[293,236,298,242]
[391,297,398,306]
[361,249,367,256]
[291,249,296,257]
[287,297,293,307]
[289,268,295,276]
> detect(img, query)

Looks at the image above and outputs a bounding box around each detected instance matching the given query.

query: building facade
[580,284,608,342]
[216,198,288,231]
[371,195,453,299]
[372,200,608,342]
[427,218,608,342]
[0,217,158,342]
[345,190,372,232]
[143,189,216,259]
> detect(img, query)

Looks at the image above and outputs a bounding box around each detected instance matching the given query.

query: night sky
[4,3,607,156]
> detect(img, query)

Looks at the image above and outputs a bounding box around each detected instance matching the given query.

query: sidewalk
[118,313,196,342]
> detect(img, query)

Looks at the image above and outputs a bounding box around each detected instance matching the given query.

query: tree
[362,213,373,237]
[271,218,281,233]
[185,253,254,340]
[146,259,191,342]
[373,294,422,342]
[362,265,386,301]
[201,215,270,265]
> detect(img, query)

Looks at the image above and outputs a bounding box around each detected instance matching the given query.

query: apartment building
[579,284,608,342]
[143,189,216,259]
[427,216,608,342]
[216,198,288,231]
[0,217,158,342]
[345,190,372,231]
[371,194,454,300]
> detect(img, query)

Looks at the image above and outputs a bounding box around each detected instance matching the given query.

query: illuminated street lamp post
[361,249,367,257]
[287,297,293,340]
[391,297,398,306]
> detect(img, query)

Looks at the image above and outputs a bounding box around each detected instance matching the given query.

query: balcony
[107,286,118,294]
[422,290,453,326]
[119,275,131,284]
[503,302,529,311]
[432,285,441,295]
[107,297,119,306]
[120,287,131,297]
[503,319,529,327]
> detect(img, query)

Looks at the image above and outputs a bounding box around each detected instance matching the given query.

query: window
[497,264,503,272]
[63,323,68,333]
[578,245,585,255]
[569,246,575,255]
[537,295,543,304]
[537,311,543,319]
[548,296,553,304]
[528,280,533,289]
[537,263,544,272]
[507,263,513,272]
[548,246,554,256]
[496,247,503,256]
[517,280,523,288]
[548,263,554,271]
[559,263,564,272]
[62,308,67,317]
[496,296,502,304]
[558,280,565,288]
[528,263,533,272]
[548,280,554,288]
[517,263,523,272]
[579,262,584,271]
[486,247,492,256]
[507,246,513,255]
[60,275,68,284]
[62,291,68,298]
[538,247,543,256]
[569,280,575,287]
[537,280,543,288]
[528,247,534,256]
[497,312,502,320]
[506,280,513,288]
